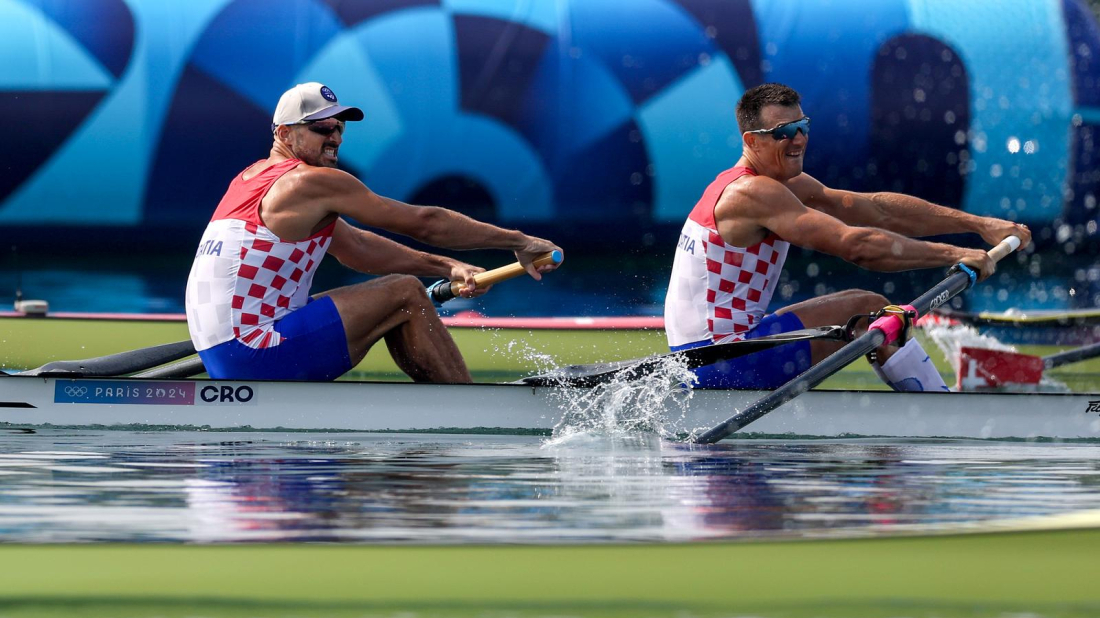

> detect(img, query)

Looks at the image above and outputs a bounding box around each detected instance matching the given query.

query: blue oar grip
[425,279,451,307]
[954,263,978,289]
[549,250,564,264]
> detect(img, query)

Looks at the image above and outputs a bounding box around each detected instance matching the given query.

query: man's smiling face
[750,104,808,180]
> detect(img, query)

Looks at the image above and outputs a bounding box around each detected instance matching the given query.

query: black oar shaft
[694,329,885,442]
[693,274,969,445]
[1043,342,1100,370]
[908,271,971,316]
[19,340,198,377]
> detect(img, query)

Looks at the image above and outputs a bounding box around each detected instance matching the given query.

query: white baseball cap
[271,82,364,131]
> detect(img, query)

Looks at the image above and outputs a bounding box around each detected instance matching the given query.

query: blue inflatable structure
[0,0,1097,253]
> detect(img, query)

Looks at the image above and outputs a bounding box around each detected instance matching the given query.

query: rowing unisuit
[665,165,790,347]
[186,158,349,380]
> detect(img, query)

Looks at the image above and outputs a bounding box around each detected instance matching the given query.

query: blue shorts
[671,312,812,389]
[198,296,352,381]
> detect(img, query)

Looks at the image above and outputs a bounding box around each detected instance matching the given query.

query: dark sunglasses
[748,116,810,140]
[305,122,344,136]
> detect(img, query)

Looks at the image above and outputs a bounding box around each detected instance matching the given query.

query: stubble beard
[287,133,333,168]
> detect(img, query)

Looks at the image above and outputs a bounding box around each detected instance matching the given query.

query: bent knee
[839,289,889,312]
[376,275,431,306]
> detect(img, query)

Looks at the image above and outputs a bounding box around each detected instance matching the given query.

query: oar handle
[945,234,1023,297]
[427,250,563,305]
[452,250,563,295]
[870,235,1024,347]
[987,235,1022,262]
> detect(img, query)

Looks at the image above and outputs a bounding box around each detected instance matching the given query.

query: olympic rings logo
[64,386,88,397]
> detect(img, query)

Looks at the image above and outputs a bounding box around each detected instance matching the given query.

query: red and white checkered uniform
[186,159,334,352]
[665,166,789,347]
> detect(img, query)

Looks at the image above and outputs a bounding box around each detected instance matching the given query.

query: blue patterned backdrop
[1,0,1099,252]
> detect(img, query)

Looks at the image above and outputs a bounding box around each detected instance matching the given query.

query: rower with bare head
[665,82,1031,391]
[186,82,561,382]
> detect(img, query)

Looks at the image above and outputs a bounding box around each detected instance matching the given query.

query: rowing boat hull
[3,375,1098,440]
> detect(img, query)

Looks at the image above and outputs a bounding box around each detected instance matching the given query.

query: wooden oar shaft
[692,236,1021,444]
[449,251,563,296]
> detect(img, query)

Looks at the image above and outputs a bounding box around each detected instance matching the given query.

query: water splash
[485,332,706,443]
[922,322,1015,376]
[542,355,698,447]
[486,331,560,375]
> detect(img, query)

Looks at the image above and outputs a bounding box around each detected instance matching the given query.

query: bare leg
[775,289,894,364]
[316,275,472,383]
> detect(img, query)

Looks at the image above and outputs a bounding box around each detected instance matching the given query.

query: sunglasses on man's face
[748,116,810,141]
[305,122,344,137]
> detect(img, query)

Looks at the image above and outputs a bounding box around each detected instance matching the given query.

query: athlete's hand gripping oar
[425,251,564,306]
[692,235,1023,444]
[519,326,849,387]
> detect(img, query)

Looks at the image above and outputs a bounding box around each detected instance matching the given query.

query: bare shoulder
[263,165,372,238]
[784,172,829,205]
[715,174,798,219]
[275,165,365,199]
[711,175,803,246]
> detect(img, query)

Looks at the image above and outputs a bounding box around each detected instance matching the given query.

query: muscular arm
[720,178,995,275]
[291,169,527,249]
[269,166,561,279]
[327,219,491,296]
[788,173,1030,246]
[328,219,461,277]
[372,195,530,250]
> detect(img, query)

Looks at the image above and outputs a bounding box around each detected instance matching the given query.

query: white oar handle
[449,250,563,296]
[876,235,1023,345]
[987,235,1022,262]
[950,234,1022,288]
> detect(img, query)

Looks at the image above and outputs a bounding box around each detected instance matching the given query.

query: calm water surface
[1,429,1098,544]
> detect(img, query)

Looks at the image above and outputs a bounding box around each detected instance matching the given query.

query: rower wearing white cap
[185,82,561,382]
[665,83,1031,392]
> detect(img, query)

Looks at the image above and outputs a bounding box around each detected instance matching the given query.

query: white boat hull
[2,375,1099,440]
